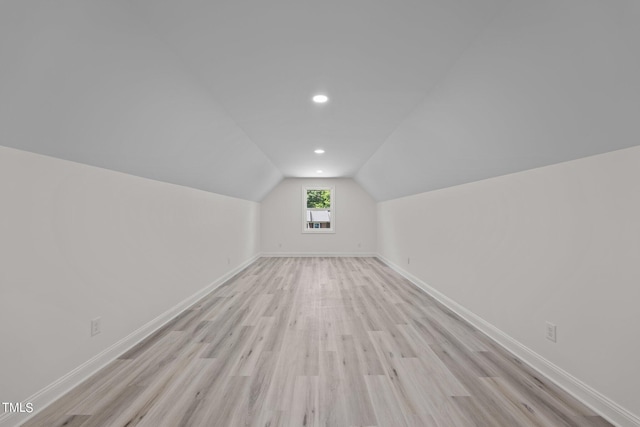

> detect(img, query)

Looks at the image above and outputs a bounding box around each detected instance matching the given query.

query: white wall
[377,145,640,425]
[0,146,260,418]
[261,178,376,255]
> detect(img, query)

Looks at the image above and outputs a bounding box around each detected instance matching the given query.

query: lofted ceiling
[1,0,639,201]
[127,0,506,178]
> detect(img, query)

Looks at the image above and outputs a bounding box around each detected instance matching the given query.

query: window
[302,186,334,233]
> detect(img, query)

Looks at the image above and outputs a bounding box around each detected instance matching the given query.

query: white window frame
[302,186,335,234]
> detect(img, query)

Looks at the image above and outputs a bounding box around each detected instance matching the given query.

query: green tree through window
[307,189,331,208]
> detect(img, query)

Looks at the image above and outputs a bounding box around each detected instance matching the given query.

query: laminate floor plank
[288,376,319,427]
[23,257,612,427]
[476,350,594,425]
[102,343,209,427]
[478,377,570,427]
[318,351,348,427]
[136,358,219,427]
[364,374,411,427]
[350,320,385,376]
[335,334,378,426]
[244,350,278,424]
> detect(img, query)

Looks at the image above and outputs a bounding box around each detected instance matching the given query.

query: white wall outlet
[546,322,557,342]
[91,317,102,337]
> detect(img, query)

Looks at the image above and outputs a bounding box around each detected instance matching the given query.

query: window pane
[307,189,331,208]
[303,187,334,233]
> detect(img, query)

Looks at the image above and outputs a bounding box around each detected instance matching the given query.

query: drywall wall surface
[357,0,640,201]
[261,178,376,254]
[0,0,281,201]
[377,145,640,419]
[0,146,260,413]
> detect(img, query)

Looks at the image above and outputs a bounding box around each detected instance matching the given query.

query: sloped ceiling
[0,0,282,201]
[355,0,640,200]
[1,0,639,201]
[127,0,506,179]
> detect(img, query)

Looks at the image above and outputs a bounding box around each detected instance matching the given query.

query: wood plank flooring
[23,257,612,427]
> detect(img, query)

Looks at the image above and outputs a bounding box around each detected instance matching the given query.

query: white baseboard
[0,254,261,427]
[376,254,640,427]
[261,252,376,257]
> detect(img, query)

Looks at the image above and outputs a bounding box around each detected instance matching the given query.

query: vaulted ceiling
[127,0,505,179]
[1,0,639,201]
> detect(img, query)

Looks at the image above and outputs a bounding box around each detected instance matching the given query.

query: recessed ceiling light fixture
[316,170,323,173]
[312,94,328,103]
[314,149,325,154]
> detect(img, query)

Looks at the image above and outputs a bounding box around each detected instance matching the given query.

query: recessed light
[316,170,323,173]
[314,149,325,154]
[312,94,328,103]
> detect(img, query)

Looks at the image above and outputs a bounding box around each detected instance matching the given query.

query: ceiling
[127,0,506,178]
[1,0,639,201]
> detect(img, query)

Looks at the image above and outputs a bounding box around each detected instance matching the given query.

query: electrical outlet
[91,317,101,337]
[546,322,556,342]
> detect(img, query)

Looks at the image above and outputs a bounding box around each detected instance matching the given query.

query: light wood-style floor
[24,257,611,427]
